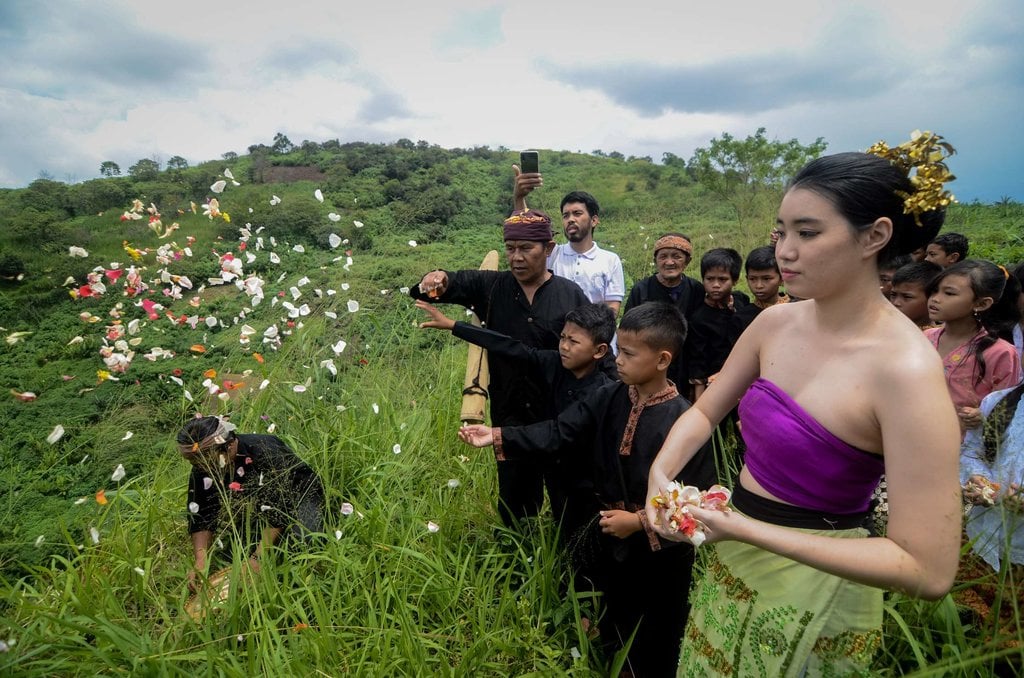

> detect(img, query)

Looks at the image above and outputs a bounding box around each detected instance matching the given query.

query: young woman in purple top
[646,135,963,676]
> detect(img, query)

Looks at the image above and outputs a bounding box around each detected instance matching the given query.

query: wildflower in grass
[447,479,460,488]
[314,189,324,203]
[95,489,108,505]
[10,389,36,402]
[89,527,100,544]
[426,521,440,533]
[190,344,206,353]
[133,567,145,576]
[354,220,363,228]
[68,245,89,257]
[111,464,126,481]
[393,444,402,454]
[34,535,44,547]
[409,240,418,247]
[341,503,354,516]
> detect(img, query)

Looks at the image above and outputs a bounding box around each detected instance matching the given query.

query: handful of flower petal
[650,482,732,547]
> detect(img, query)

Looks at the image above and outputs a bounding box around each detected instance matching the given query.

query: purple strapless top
[739,378,884,514]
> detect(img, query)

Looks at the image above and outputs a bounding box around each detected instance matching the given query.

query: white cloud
[0,0,1019,201]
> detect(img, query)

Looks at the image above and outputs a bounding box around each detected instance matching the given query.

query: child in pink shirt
[926,259,1022,434]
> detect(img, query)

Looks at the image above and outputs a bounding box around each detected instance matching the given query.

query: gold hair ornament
[866,130,957,225]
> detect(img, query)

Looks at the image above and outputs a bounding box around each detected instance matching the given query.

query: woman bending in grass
[646,138,963,676]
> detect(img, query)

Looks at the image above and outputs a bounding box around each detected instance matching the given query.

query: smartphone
[520,150,539,174]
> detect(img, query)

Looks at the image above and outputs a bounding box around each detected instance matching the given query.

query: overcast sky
[1,0,1021,202]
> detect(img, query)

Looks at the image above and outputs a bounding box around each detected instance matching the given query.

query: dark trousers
[496,457,567,527]
[585,533,695,678]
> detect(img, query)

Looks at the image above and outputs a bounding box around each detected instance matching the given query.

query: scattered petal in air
[408,240,418,247]
[190,344,207,353]
[340,502,354,516]
[121,431,133,441]
[184,389,194,402]
[269,252,281,264]
[334,530,343,540]
[447,479,460,489]
[210,180,227,194]
[253,352,264,363]
[134,567,146,576]
[372,403,380,415]
[331,339,347,355]
[320,359,337,376]
[314,189,324,203]
[324,311,337,320]
[111,464,126,482]
[11,389,37,402]
[426,521,440,533]
[74,497,89,505]
[270,195,281,206]
[341,283,350,291]
[95,489,108,505]
[223,168,235,180]
[328,213,341,222]
[189,501,200,514]
[293,384,306,393]
[89,526,100,544]
[68,246,89,257]
[392,444,402,454]
[35,535,45,547]
[347,300,359,313]
[292,244,305,253]
[203,477,213,490]
[328,233,342,248]
[259,379,270,390]
[46,425,65,444]
[353,220,364,228]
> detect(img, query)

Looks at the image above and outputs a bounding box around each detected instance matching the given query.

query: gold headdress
[866,130,956,225]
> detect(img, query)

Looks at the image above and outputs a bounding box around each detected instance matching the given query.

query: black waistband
[732,484,869,530]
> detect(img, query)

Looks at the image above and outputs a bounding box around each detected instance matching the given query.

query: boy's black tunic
[494,381,717,678]
[452,320,614,530]
[409,269,589,523]
[684,291,753,383]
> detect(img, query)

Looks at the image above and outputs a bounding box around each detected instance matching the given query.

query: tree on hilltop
[166,156,189,171]
[128,158,161,181]
[99,161,121,177]
[688,127,827,223]
[272,133,295,155]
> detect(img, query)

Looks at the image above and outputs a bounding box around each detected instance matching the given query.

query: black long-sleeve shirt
[187,434,323,534]
[410,269,589,426]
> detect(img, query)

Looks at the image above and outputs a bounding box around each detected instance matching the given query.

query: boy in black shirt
[460,303,715,677]
[417,300,616,532]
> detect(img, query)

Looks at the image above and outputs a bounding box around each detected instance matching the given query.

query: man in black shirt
[410,209,589,524]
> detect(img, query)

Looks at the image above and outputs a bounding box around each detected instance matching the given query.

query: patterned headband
[654,235,693,256]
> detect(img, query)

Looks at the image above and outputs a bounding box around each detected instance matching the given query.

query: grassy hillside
[0,141,1022,675]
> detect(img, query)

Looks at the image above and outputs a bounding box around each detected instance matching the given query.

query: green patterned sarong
[678,528,882,677]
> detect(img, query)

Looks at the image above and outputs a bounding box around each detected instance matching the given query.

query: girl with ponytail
[925,259,1022,434]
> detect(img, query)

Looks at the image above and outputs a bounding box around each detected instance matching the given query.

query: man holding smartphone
[514,153,625,314]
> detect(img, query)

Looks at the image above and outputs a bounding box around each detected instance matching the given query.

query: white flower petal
[426,521,440,533]
[46,425,65,444]
[408,240,417,247]
[121,431,133,441]
[372,403,380,415]
[353,220,363,228]
[111,464,126,482]
[293,384,306,393]
[447,479,460,489]
[347,300,359,313]
[210,180,227,194]
[328,233,342,248]
[314,189,324,203]
[340,502,354,515]
[89,527,100,544]
[392,443,401,454]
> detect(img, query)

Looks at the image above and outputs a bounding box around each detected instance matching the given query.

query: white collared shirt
[547,242,625,304]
